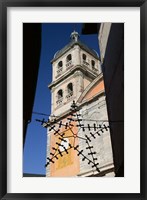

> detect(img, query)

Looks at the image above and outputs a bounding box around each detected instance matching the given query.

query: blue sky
[23,23,100,175]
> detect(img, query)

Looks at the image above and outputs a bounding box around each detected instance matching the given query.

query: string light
[36,101,110,174]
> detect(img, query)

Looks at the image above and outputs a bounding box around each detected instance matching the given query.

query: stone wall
[78,95,114,176]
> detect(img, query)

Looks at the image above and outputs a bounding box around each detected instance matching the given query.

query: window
[67,83,73,94]
[82,54,89,67]
[66,83,73,100]
[57,61,63,75]
[82,54,86,61]
[66,54,72,62]
[57,89,63,99]
[91,60,95,69]
[91,60,95,67]
[58,61,63,68]
[56,89,63,106]
[66,54,72,68]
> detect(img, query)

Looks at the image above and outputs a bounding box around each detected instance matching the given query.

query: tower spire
[70,30,80,42]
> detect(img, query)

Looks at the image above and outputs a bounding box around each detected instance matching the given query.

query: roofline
[77,72,103,103]
[51,42,99,64]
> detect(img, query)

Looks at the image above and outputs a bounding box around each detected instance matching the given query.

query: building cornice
[48,65,98,90]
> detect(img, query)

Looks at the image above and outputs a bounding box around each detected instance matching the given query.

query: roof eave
[51,41,99,64]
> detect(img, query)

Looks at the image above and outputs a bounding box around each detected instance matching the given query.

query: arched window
[66,54,72,68]
[66,54,72,62]
[82,53,89,67]
[57,61,63,75]
[57,89,63,99]
[66,83,73,99]
[56,89,63,106]
[82,54,86,61]
[58,61,63,68]
[91,60,95,68]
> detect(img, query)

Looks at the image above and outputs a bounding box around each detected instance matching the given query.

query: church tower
[48,31,101,117]
[46,31,114,177]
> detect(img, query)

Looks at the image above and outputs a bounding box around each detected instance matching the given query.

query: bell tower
[49,31,101,117]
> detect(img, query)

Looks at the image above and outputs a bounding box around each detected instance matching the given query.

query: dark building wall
[102,23,124,176]
[23,23,41,146]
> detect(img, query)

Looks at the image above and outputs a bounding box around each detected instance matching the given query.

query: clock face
[59,138,69,152]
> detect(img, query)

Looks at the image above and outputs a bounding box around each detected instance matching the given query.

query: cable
[33,111,49,117]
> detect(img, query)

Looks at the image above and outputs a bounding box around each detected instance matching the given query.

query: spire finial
[70,30,80,42]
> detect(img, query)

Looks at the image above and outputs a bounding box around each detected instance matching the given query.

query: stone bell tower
[48,31,101,117]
